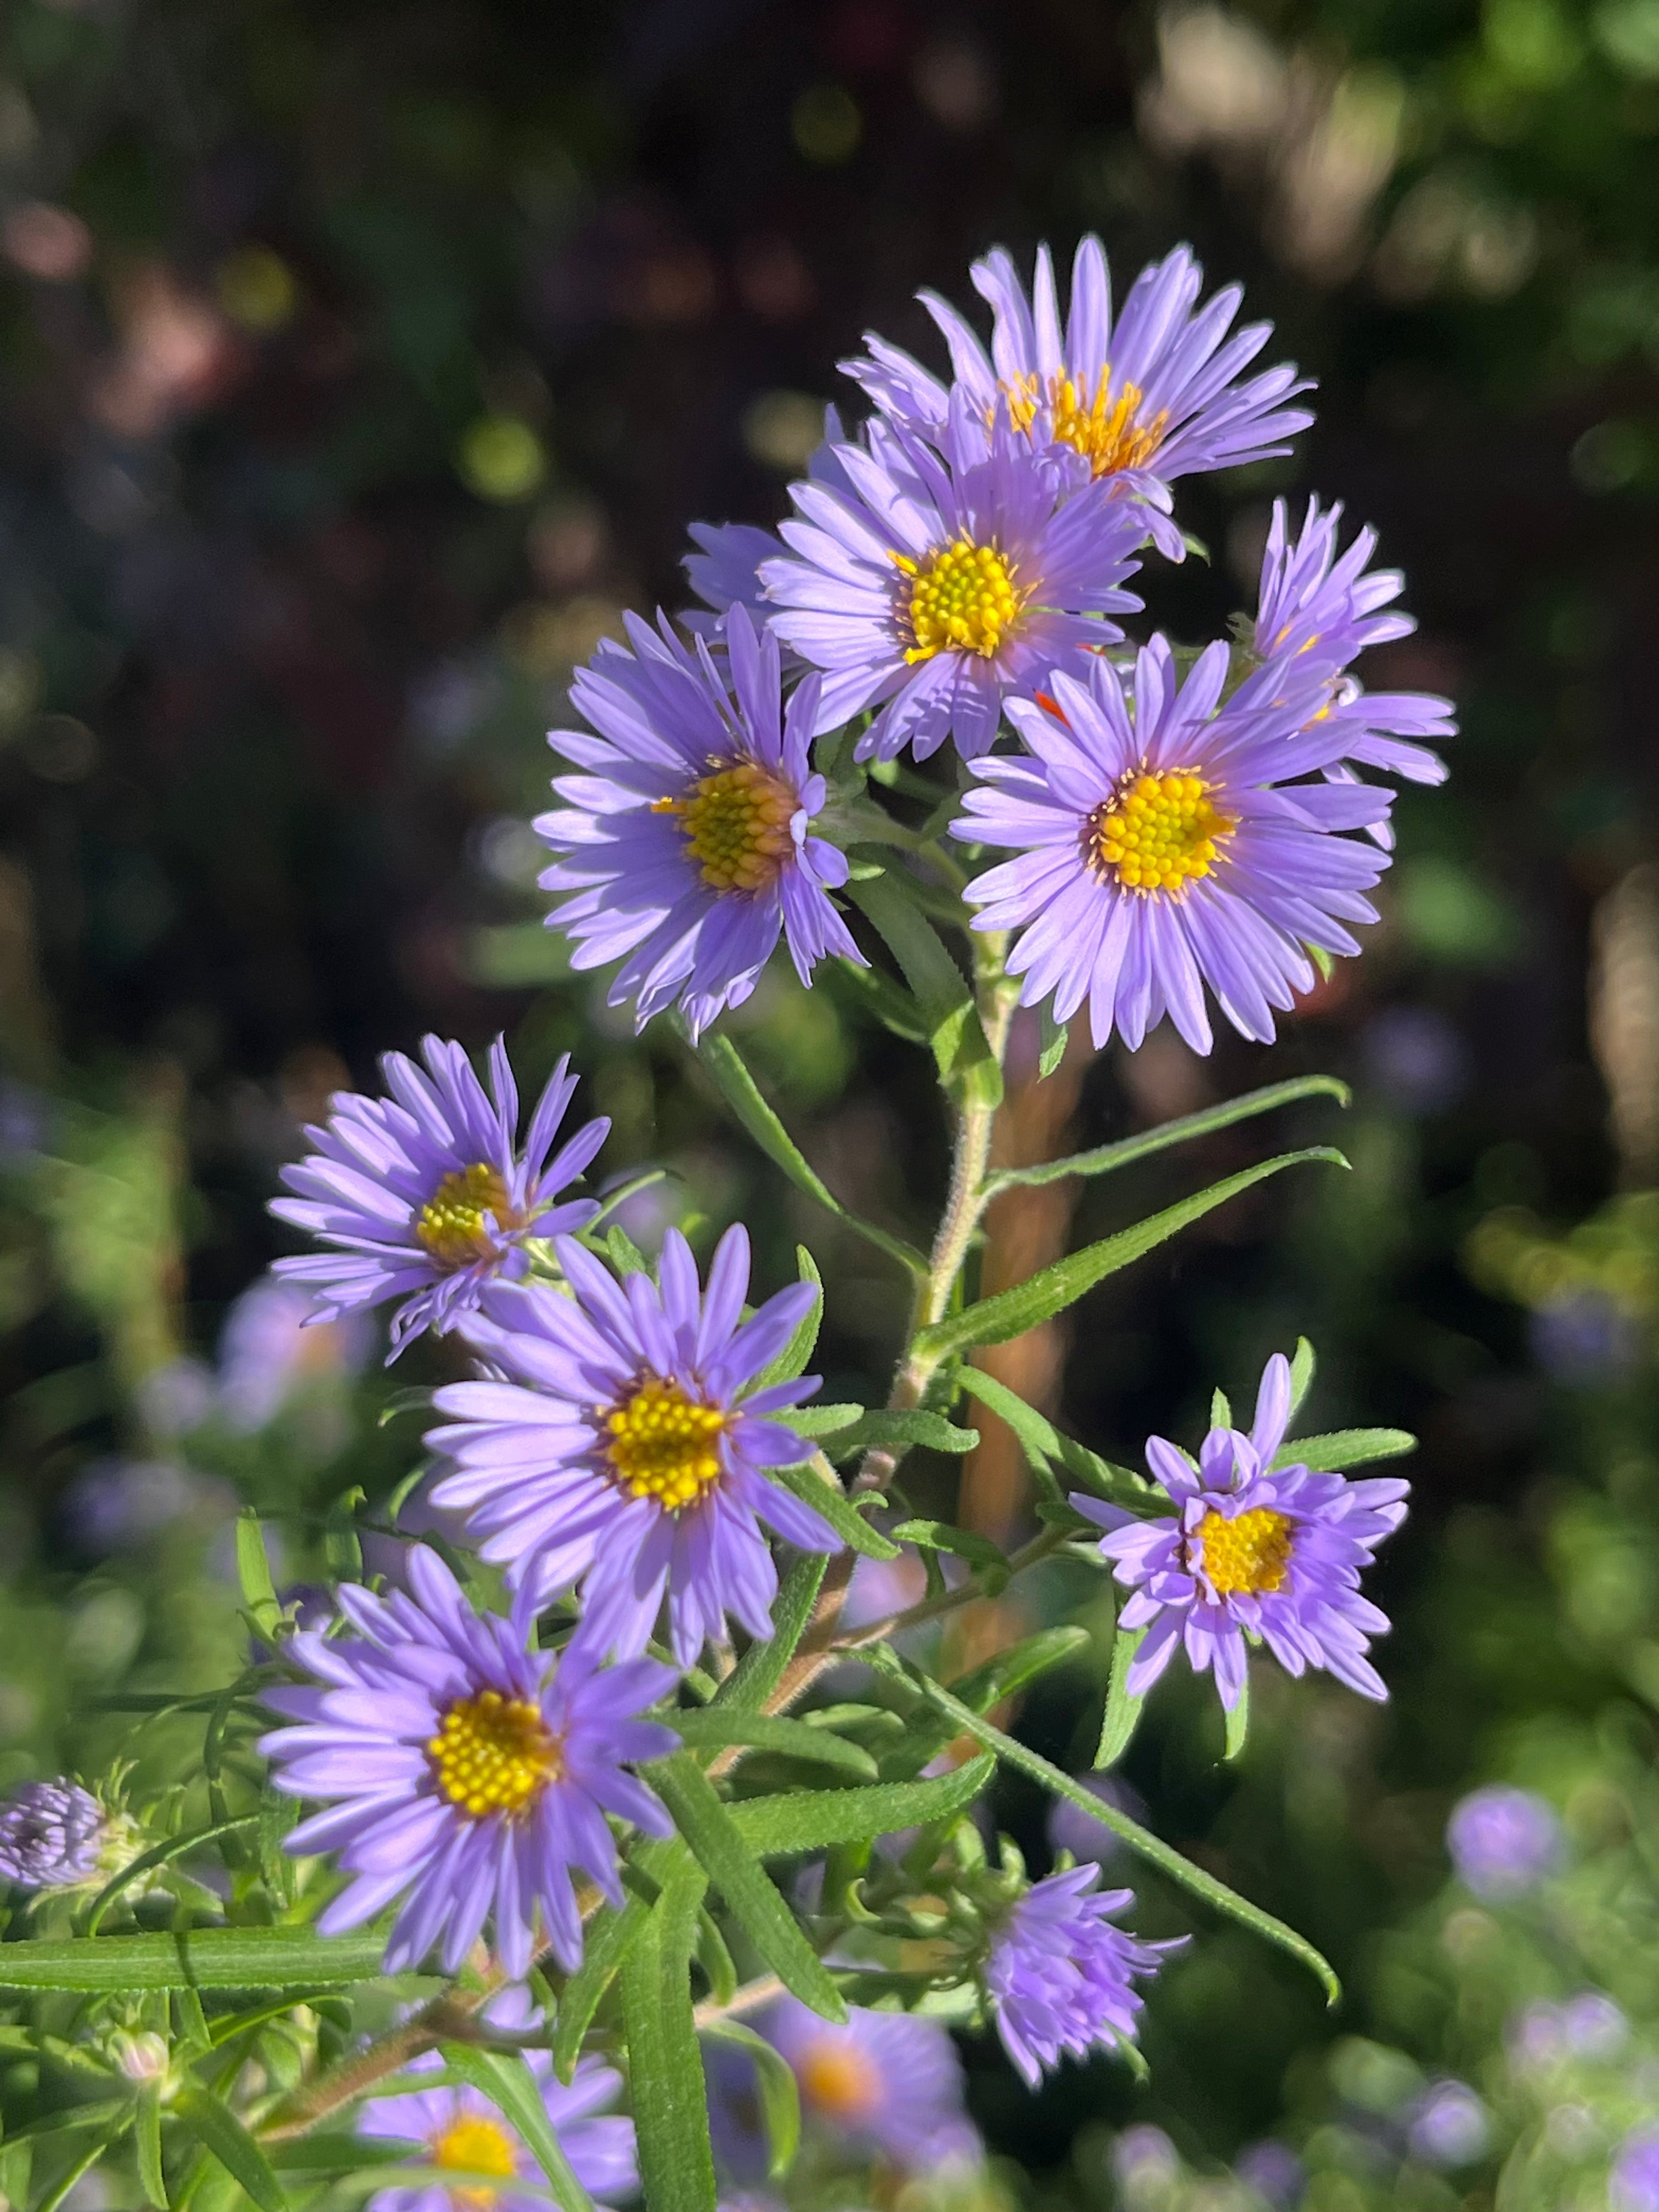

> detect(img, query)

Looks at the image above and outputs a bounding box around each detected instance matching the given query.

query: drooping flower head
[952,639,1393,1054]
[357,1989,637,2211]
[428,1225,840,1665]
[1445,1785,1564,1902]
[0,1779,115,1893]
[217,1276,373,1432]
[755,1996,981,2169]
[844,239,1313,495]
[983,1866,1183,2087]
[1073,1353,1409,1711]
[270,1038,607,1360]
[258,1545,674,1977]
[536,605,862,1039]
[759,403,1150,763]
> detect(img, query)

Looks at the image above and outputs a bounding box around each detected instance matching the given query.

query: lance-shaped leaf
[619,1865,718,2212]
[550,1836,692,2084]
[764,1463,899,1559]
[846,873,1002,1108]
[727,1756,995,1858]
[755,1249,826,1391]
[651,1757,845,2022]
[980,1075,1350,1196]
[700,2019,801,2181]
[693,1032,927,1279]
[913,1149,1347,1363]
[882,1627,1091,1781]
[954,1368,1148,1507]
[1272,1429,1417,1472]
[442,2044,596,2212]
[1287,1336,1316,1417]
[788,1403,863,1440]
[0,1930,393,1993]
[713,1552,827,1717]
[667,1711,878,1781]
[234,1515,282,1638]
[878,1654,1339,2005]
[136,2084,167,2209]
[1223,1671,1250,1765]
[827,956,932,1045]
[172,2086,287,2212]
[695,1909,738,2008]
[819,1409,978,1462]
[1037,1005,1068,1079]
[887,1520,1008,1586]
[1096,1620,1147,1771]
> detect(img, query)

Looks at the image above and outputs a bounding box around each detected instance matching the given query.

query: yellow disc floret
[427,1690,561,1821]
[896,537,1026,662]
[605,1378,727,1510]
[1194,1506,1295,1597]
[1085,769,1238,896]
[657,760,797,894]
[1003,367,1169,479]
[416,1163,520,1271]
[432,2112,520,2207]
[797,2038,882,2121]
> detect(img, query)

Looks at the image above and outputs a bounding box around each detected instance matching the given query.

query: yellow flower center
[1194,1506,1294,1597]
[432,2112,520,2207]
[605,1378,727,1510]
[654,759,797,894]
[894,537,1026,663]
[1003,368,1170,478]
[427,1690,561,1821]
[415,1163,521,1271]
[797,2038,882,2121]
[1085,769,1238,896]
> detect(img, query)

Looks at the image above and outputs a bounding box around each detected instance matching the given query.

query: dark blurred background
[3,1,1659,2205]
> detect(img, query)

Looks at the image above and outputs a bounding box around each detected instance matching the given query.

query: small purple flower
[954,640,1392,1053]
[270,1037,607,1360]
[536,605,862,1040]
[757,1996,981,2169]
[1613,2126,1659,2212]
[258,1545,675,1978]
[759,404,1150,764]
[1235,2141,1305,2208]
[983,1865,1183,2087]
[1510,1991,1628,2073]
[843,239,1313,494]
[1445,1785,1564,1902]
[428,1225,840,1665]
[1073,1353,1409,1711]
[1407,2080,1489,2168]
[217,1276,373,1432]
[357,1988,636,2210]
[0,1780,111,1892]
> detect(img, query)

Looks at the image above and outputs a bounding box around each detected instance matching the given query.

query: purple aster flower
[952,639,1393,1053]
[843,239,1313,494]
[1407,2080,1489,2168]
[428,1224,840,1665]
[357,1988,636,2209]
[757,1996,981,2169]
[1073,1353,1409,1711]
[1445,1785,1564,1902]
[535,605,862,1040]
[1615,2126,1659,2212]
[983,1865,1183,2087]
[217,1276,374,1432]
[758,402,1150,764]
[270,1037,607,1361]
[1235,2141,1306,2208]
[258,1544,675,1978]
[0,1779,111,1892]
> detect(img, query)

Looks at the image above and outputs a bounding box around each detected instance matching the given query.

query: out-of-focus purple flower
[428,1226,838,1666]
[837,1547,929,1632]
[62,1458,199,1554]
[844,239,1312,495]
[1075,1353,1409,1712]
[1446,1785,1564,1902]
[357,1988,636,2210]
[1113,2125,1180,2195]
[270,1036,607,1360]
[1511,1991,1629,2073]
[217,1276,373,1432]
[1529,1291,1641,1384]
[1045,1770,1142,1866]
[1235,2140,1305,2208]
[759,405,1151,764]
[1407,2080,1489,2168]
[1613,2126,1659,2212]
[536,605,862,1040]
[1360,1006,1471,1116]
[984,1865,1183,2086]
[757,1996,981,2169]
[134,1357,216,1441]
[258,1545,675,1978]
[0,1780,112,1892]
[952,642,1392,1054]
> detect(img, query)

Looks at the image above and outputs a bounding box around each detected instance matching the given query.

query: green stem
[827,1523,1067,1652]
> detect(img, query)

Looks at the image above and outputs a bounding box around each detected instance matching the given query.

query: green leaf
[266,2136,413,2175]
[883,1657,1339,2005]
[442,2045,596,2212]
[1096,1620,1146,1771]
[819,1408,979,1462]
[826,957,931,1046]
[1210,1387,1233,1429]
[727,1756,995,1858]
[172,2084,288,2212]
[846,873,1002,1108]
[694,1910,738,2008]
[1223,1672,1250,1764]
[604,1224,651,1277]
[667,1712,878,1781]
[913,1149,1347,1362]
[886,1520,1008,1585]
[550,1903,642,2084]
[701,2020,800,2181]
[324,1488,364,1582]
[945,1626,1092,1715]
[651,1757,845,2022]
[764,1463,899,1559]
[693,1033,927,1279]
[1037,1005,1069,1080]
[713,1553,827,1717]
[86,1817,260,1937]
[376,1387,437,1430]
[0,1930,393,1993]
[136,2084,167,2209]
[980,1075,1351,1196]
[1274,1428,1417,1472]
[1287,1337,1316,1419]
[952,1367,1064,1500]
[754,1249,823,1391]
[234,1516,281,1637]
[787,1403,864,1440]
[620,1866,718,2212]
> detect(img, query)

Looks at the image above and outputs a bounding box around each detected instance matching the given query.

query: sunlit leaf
[980,1075,1350,1197]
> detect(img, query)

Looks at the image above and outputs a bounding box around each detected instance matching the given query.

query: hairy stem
[827,1523,1068,1652]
